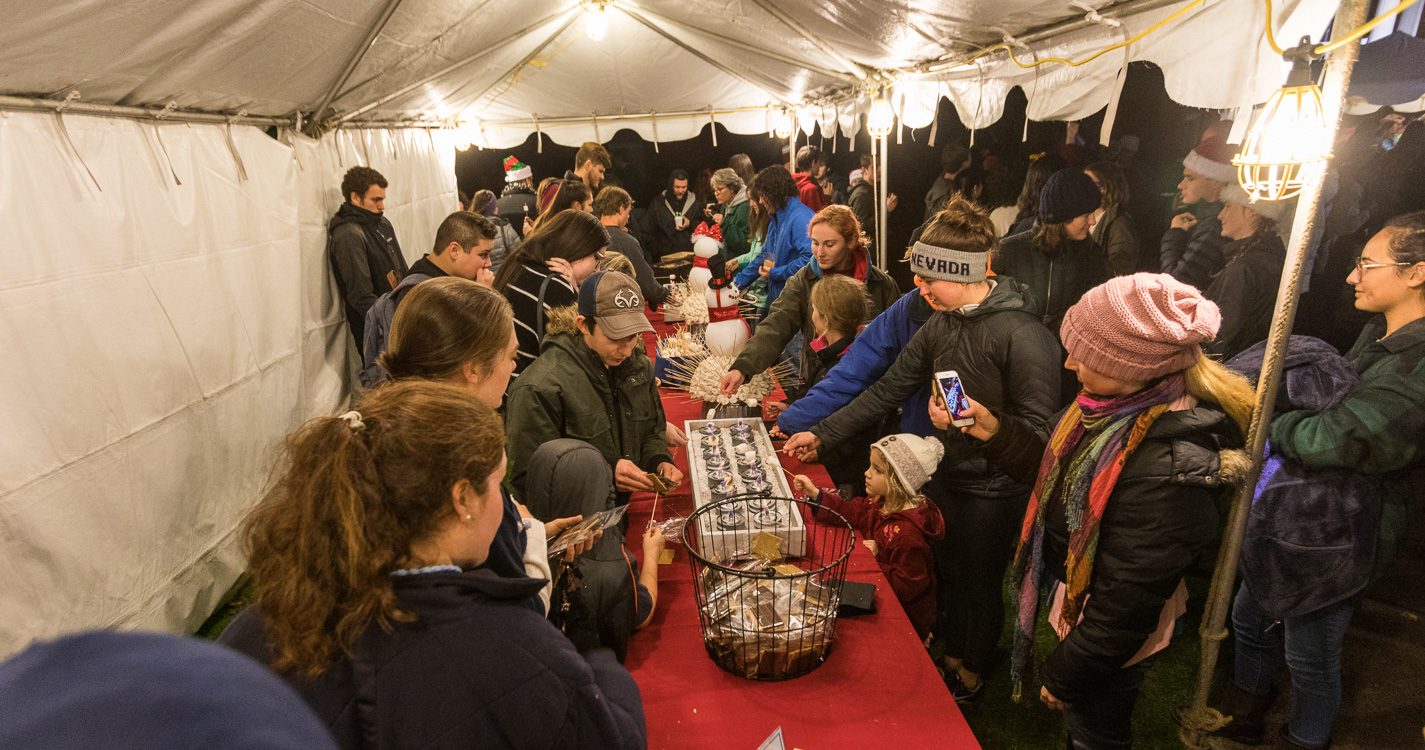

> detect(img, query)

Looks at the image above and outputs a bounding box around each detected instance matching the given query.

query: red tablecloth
[620,317,980,749]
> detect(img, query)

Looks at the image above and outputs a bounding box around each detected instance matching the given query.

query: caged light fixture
[867,91,895,139]
[1233,38,1330,201]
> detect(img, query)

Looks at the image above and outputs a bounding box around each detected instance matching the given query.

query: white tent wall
[286,126,459,407]
[0,115,454,657]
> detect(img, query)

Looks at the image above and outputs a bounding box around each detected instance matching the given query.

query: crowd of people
[5,112,1423,750]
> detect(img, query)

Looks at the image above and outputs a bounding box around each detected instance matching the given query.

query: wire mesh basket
[685,493,856,681]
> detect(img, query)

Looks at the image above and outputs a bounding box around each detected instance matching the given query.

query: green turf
[194,574,255,641]
[938,567,1228,749]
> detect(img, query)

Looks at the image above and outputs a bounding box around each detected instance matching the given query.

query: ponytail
[243,380,504,676]
[1184,356,1256,437]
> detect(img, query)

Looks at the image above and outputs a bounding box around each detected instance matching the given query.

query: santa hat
[692,222,723,242]
[1181,138,1235,184]
[503,156,533,183]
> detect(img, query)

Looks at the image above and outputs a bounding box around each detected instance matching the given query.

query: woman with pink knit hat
[949,272,1255,749]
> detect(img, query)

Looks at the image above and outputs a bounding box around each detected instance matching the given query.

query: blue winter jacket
[733,197,813,306]
[778,289,936,436]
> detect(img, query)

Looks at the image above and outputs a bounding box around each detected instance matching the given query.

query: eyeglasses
[1355,257,1411,273]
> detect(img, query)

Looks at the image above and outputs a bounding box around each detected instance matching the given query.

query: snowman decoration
[676,222,721,324]
[704,255,749,358]
[684,242,773,405]
[688,222,721,294]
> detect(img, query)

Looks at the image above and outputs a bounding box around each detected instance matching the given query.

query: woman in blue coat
[732,165,814,312]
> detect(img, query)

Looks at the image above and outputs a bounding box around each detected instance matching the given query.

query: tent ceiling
[1,0,1338,141]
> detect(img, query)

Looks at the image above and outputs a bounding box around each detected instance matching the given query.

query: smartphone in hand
[933,370,975,428]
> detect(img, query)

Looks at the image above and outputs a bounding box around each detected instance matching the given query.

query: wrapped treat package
[698,555,840,680]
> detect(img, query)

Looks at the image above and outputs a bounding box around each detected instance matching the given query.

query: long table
[620,318,980,749]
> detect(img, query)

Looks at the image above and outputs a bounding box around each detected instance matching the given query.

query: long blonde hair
[1184,355,1256,436]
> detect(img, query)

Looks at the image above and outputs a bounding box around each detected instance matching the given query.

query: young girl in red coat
[793,433,946,641]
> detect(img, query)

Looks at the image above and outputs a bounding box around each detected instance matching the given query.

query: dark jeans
[1061,656,1155,750]
[931,484,1027,674]
[1232,583,1359,748]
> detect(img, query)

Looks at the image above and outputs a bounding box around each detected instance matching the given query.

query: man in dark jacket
[220,569,647,750]
[924,142,971,221]
[1161,138,1234,289]
[505,271,682,501]
[643,170,698,260]
[596,186,666,309]
[846,155,898,253]
[328,166,406,347]
[566,141,611,191]
[496,157,538,237]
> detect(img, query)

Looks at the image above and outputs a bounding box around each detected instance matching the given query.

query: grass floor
[940,568,1226,750]
[196,568,1225,749]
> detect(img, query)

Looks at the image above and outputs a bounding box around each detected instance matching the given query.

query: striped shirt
[502,262,578,378]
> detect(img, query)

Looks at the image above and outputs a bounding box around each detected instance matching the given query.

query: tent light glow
[773,108,794,139]
[584,1,610,42]
[867,95,894,139]
[1233,41,1330,201]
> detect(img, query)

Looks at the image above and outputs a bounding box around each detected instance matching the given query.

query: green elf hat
[503,156,533,183]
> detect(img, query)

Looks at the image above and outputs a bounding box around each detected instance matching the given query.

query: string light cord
[1263,0,1423,57]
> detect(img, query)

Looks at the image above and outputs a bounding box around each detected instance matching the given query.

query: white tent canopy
[0,0,1340,657]
[3,0,1337,145]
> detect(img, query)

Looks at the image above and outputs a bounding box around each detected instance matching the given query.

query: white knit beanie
[873,434,944,492]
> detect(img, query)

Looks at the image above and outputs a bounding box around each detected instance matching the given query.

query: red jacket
[793,173,827,212]
[813,490,945,639]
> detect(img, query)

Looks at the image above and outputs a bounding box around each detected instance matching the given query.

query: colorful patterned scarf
[1008,374,1187,703]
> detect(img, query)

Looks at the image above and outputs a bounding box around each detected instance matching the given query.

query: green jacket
[720,194,751,260]
[731,257,901,385]
[1271,315,1425,573]
[505,327,671,501]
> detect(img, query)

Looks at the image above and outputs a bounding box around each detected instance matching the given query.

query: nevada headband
[909,241,989,283]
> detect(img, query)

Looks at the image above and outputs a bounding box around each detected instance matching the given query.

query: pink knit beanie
[1060,273,1221,381]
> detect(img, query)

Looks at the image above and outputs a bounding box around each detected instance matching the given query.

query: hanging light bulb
[1233,39,1330,201]
[586,6,608,42]
[773,108,794,139]
[867,94,895,140]
[444,123,472,152]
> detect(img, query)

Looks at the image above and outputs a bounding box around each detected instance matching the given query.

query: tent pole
[0,95,290,127]
[441,14,583,116]
[305,0,406,135]
[334,8,576,127]
[619,8,793,106]
[1176,0,1370,744]
[612,3,855,83]
[878,133,888,269]
[748,0,867,80]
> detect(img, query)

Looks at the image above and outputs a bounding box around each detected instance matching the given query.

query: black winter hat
[1038,169,1103,225]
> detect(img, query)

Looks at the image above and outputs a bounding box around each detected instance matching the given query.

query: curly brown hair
[242,380,505,676]
[750,164,799,214]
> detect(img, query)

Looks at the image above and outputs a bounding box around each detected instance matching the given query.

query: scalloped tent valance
[1,0,1337,146]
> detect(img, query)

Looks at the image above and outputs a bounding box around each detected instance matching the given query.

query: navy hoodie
[220,568,646,750]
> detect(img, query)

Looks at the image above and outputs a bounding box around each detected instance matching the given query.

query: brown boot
[1211,682,1278,746]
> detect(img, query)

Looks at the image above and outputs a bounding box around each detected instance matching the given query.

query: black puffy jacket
[809,277,1062,500]
[979,404,1246,703]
